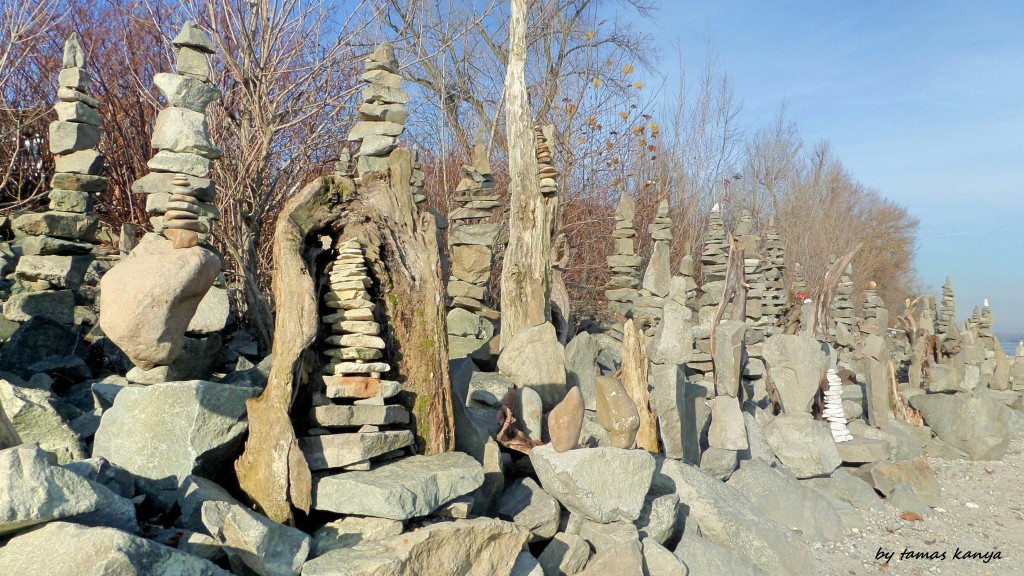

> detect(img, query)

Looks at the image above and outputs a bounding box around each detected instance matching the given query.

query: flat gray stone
[564,331,600,411]
[15,254,91,289]
[673,527,767,576]
[309,404,409,428]
[54,149,103,174]
[0,521,231,576]
[635,493,679,544]
[202,501,310,576]
[152,107,221,158]
[154,73,221,112]
[909,392,1011,460]
[147,150,212,177]
[856,457,940,507]
[312,516,403,557]
[762,334,829,413]
[641,538,687,576]
[12,212,98,242]
[530,444,654,523]
[497,322,567,411]
[2,290,74,324]
[313,452,484,520]
[299,431,413,470]
[708,395,747,450]
[177,475,243,532]
[763,412,841,478]
[49,120,99,154]
[0,380,86,464]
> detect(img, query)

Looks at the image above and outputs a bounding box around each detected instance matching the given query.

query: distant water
[1000,338,1019,356]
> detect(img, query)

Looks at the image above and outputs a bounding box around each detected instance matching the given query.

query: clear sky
[634,0,1024,333]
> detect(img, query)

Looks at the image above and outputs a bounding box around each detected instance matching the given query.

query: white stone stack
[305,239,413,473]
[824,369,852,442]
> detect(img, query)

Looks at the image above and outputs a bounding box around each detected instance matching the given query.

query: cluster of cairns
[5,34,104,328]
[348,43,409,177]
[446,137,502,362]
[6,29,1024,576]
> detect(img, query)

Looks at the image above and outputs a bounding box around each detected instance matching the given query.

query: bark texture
[622,319,658,452]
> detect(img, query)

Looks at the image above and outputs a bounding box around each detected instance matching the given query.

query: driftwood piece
[235,176,347,524]
[806,244,861,340]
[496,389,542,454]
[898,296,928,389]
[622,319,658,452]
[887,360,923,426]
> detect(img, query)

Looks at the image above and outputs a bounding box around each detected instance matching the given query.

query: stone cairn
[860,280,888,330]
[734,210,769,343]
[823,368,853,442]
[828,261,856,361]
[605,192,642,331]
[409,147,426,203]
[760,218,787,324]
[977,299,997,351]
[447,135,501,360]
[634,199,673,333]
[536,124,558,195]
[132,21,222,249]
[689,204,729,380]
[349,43,409,178]
[305,239,413,473]
[791,262,807,295]
[937,276,957,337]
[6,34,103,326]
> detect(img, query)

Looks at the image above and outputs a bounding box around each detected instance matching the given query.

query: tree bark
[499,0,555,349]
[622,319,658,452]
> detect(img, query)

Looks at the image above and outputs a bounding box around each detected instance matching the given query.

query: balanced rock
[762,334,829,413]
[595,375,639,448]
[99,238,220,369]
[530,443,654,523]
[497,322,567,410]
[547,386,584,452]
[763,413,841,478]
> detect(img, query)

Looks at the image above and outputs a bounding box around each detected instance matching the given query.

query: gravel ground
[813,439,1024,576]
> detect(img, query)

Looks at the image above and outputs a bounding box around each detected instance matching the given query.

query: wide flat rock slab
[300,431,413,471]
[835,435,890,464]
[309,404,409,428]
[313,452,483,520]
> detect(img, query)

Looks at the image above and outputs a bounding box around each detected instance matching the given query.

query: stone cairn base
[824,368,852,442]
[302,239,413,474]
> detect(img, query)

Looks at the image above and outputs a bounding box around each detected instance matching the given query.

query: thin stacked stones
[447,136,501,359]
[6,34,102,325]
[304,239,413,472]
[409,147,426,203]
[350,43,409,177]
[634,199,673,330]
[605,192,642,320]
[689,204,729,378]
[791,262,807,295]
[937,277,957,337]
[735,211,768,343]
[136,21,221,249]
[977,299,997,352]
[535,125,558,195]
[760,218,787,324]
[823,368,852,442]
[828,261,856,354]
[860,281,888,329]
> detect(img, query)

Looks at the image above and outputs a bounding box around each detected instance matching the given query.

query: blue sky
[631,1,1024,333]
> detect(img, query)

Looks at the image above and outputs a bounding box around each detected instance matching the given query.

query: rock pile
[6,34,102,326]
[860,280,888,329]
[760,218,787,323]
[605,192,641,322]
[735,210,769,342]
[823,368,853,442]
[535,124,558,195]
[137,21,221,249]
[447,136,501,361]
[349,42,409,177]
[634,199,673,329]
[829,260,856,355]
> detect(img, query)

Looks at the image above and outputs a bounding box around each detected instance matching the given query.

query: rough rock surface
[763,412,841,478]
[496,477,560,541]
[497,322,567,410]
[202,501,311,576]
[762,335,828,413]
[909,392,1011,460]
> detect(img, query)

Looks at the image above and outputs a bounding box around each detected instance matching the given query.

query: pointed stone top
[366,42,398,73]
[711,202,720,213]
[173,21,216,54]
[615,191,636,220]
[983,298,989,308]
[63,33,85,69]
[678,254,694,276]
[944,276,952,288]
[656,199,669,218]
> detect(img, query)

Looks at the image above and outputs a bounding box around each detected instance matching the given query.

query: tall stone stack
[303,239,413,472]
[977,300,997,352]
[447,137,501,360]
[349,43,409,177]
[734,211,768,343]
[409,147,426,204]
[823,369,853,442]
[760,219,787,325]
[535,125,558,195]
[937,277,957,337]
[791,262,807,295]
[6,34,102,325]
[689,205,729,379]
[828,262,856,356]
[860,281,889,330]
[128,21,222,248]
[605,192,642,323]
[634,199,673,331]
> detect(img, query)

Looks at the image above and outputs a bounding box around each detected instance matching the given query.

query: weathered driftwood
[622,319,658,452]
[887,360,923,426]
[806,244,861,340]
[235,153,455,522]
[500,0,557,349]
[898,296,928,389]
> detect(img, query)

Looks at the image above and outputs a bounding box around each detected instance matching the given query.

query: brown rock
[98,238,220,369]
[548,387,584,452]
[595,375,639,449]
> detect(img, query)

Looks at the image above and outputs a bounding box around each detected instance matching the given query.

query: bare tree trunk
[622,319,658,452]
[499,0,554,349]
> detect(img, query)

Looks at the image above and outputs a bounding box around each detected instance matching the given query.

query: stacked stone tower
[634,199,673,330]
[937,277,957,337]
[6,34,102,325]
[303,239,413,472]
[860,280,888,329]
[447,136,501,359]
[349,43,409,177]
[760,218,787,324]
[605,192,641,320]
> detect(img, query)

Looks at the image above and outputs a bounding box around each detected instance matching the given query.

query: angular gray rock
[803,468,884,511]
[530,443,654,523]
[673,526,767,576]
[641,538,688,576]
[312,516,404,557]
[856,457,940,507]
[202,501,311,576]
[712,320,745,397]
[301,518,528,576]
[0,521,231,575]
[909,392,1011,460]
[762,335,828,413]
[497,322,568,410]
[707,395,748,451]
[177,475,244,532]
[538,532,591,576]
[496,477,561,541]
[0,379,86,464]
[636,493,679,544]
[889,484,933,517]
[564,332,600,410]
[762,412,840,478]
[651,457,814,575]
[92,380,256,506]
[313,452,484,520]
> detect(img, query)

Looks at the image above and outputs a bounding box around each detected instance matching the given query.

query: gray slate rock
[0,379,86,464]
[313,452,484,520]
[0,521,231,575]
[496,477,561,541]
[497,322,567,410]
[762,335,828,413]
[177,474,243,532]
[530,443,654,523]
[889,484,933,517]
[641,538,688,576]
[673,526,766,576]
[564,331,600,410]
[762,412,840,478]
[312,516,403,557]
[802,468,884,511]
[636,493,680,544]
[202,501,311,576]
[3,290,75,324]
[538,532,591,576]
[92,380,256,508]
[909,392,1011,460]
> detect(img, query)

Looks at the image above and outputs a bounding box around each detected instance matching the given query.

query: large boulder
[652,457,814,575]
[564,332,600,410]
[313,452,483,520]
[92,380,256,507]
[726,460,846,542]
[497,322,567,410]
[530,444,654,523]
[673,525,768,576]
[0,445,136,535]
[909,392,1011,460]
[0,378,86,464]
[99,238,220,369]
[856,457,940,507]
[0,521,230,575]
[301,518,528,576]
[202,501,310,576]
[762,335,828,413]
[762,412,840,478]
